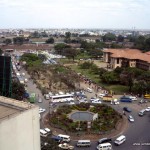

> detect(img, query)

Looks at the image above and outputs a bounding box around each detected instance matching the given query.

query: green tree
[102,33,116,42]
[145,38,150,51]
[63,48,79,60]
[12,81,25,100]
[65,32,71,39]
[13,37,24,45]
[0,49,3,55]
[88,49,103,58]
[46,37,54,44]
[54,43,71,55]
[101,71,119,84]
[31,31,40,38]
[117,35,124,42]
[4,38,12,45]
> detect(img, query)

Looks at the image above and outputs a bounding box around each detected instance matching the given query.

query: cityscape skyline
[0,0,150,29]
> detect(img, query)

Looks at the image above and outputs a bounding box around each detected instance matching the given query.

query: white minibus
[58,134,71,142]
[76,140,91,147]
[114,135,126,145]
[97,143,112,150]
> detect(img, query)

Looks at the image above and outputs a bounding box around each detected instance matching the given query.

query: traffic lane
[71,141,98,150]
[113,112,150,150]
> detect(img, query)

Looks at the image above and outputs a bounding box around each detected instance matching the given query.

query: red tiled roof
[103,48,150,63]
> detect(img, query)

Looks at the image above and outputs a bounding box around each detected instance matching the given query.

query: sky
[0,0,150,29]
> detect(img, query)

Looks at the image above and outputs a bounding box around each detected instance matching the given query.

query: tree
[117,35,124,42]
[101,72,119,84]
[88,49,103,58]
[64,32,71,43]
[4,38,12,45]
[13,37,24,45]
[54,43,71,55]
[11,81,25,100]
[134,36,145,50]
[65,32,71,39]
[46,37,54,44]
[31,31,40,38]
[102,33,116,42]
[145,38,150,51]
[0,49,3,55]
[63,48,79,61]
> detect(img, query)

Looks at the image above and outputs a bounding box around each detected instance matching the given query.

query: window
[117,58,119,64]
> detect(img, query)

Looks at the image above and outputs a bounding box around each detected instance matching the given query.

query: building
[103,48,150,70]
[0,96,40,150]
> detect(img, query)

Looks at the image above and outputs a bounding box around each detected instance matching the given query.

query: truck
[102,95,113,102]
[29,93,36,103]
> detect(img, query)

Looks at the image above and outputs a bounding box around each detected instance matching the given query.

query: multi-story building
[103,48,150,70]
[0,96,40,150]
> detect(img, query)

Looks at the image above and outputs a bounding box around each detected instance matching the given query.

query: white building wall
[0,107,40,150]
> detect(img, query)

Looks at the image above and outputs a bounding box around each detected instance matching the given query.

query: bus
[29,93,36,103]
[144,94,150,99]
[50,94,74,103]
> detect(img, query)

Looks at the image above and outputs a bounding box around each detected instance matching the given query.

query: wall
[0,107,40,150]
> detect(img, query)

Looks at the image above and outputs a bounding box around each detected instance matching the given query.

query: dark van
[51,136,62,143]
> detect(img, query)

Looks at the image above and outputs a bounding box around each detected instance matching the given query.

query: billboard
[0,56,12,97]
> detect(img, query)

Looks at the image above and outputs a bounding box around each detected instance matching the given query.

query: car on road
[129,96,137,101]
[128,115,134,122]
[98,93,106,98]
[79,99,88,104]
[38,98,43,103]
[114,135,126,145]
[139,99,148,104]
[138,109,146,116]
[39,108,46,113]
[98,138,112,144]
[91,100,102,104]
[58,143,74,149]
[44,128,51,135]
[145,107,150,112]
[123,107,132,112]
[86,88,93,93]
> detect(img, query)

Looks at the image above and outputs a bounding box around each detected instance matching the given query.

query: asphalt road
[16,60,150,150]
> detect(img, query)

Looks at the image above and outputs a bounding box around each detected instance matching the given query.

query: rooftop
[0,96,36,122]
[103,49,150,63]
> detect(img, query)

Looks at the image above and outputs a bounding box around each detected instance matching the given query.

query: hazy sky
[0,0,150,29]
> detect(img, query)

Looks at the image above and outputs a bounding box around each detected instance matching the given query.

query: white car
[129,96,137,101]
[66,101,75,105]
[145,107,150,111]
[39,108,46,113]
[128,115,134,122]
[86,88,93,93]
[79,99,88,104]
[44,128,51,134]
[91,100,102,104]
[99,93,106,98]
[58,143,74,150]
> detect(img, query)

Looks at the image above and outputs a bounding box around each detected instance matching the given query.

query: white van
[58,134,71,142]
[87,88,93,93]
[40,129,48,137]
[114,135,126,145]
[76,140,91,147]
[97,143,112,150]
